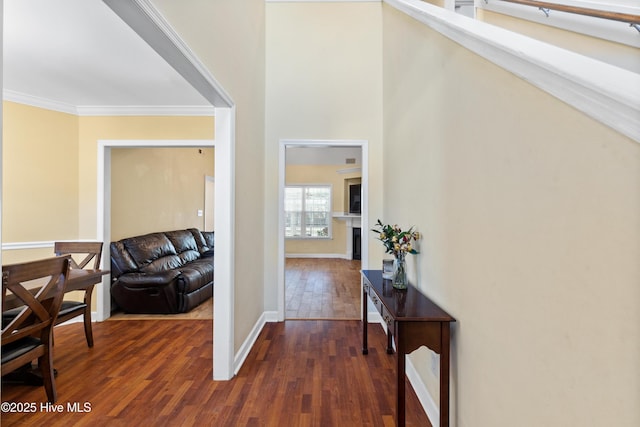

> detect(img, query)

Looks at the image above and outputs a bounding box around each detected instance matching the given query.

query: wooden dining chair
[2,256,71,403]
[54,241,103,348]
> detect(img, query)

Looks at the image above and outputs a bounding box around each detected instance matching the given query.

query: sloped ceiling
[3,0,212,115]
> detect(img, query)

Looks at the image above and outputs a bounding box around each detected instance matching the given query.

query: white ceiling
[3,0,211,115]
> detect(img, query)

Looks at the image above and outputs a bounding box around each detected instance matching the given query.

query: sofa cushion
[180,282,213,313]
[117,271,181,288]
[110,241,139,277]
[201,231,215,250]
[178,258,214,294]
[121,233,185,275]
[139,255,184,274]
[165,230,201,264]
[123,232,178,267]
[188,228,209,252]
[200,249,215,258]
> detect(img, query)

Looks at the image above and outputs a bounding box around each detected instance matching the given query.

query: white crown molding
[385,0,640,144]
[3,89,215,117]
[76,105,215,116]
[3,90,78,115]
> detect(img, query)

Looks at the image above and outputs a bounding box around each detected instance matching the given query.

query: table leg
[396,347,406,427]
[362,286,368,355]
[439,322,451,427]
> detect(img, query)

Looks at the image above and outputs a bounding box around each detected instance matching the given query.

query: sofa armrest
[115,270,181,289]
[200,249,214,258]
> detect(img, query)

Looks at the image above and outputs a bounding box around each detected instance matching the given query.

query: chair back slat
[2,256,70,345]
[54,242,103,270]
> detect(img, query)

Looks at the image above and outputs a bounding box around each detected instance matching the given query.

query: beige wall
[265,1,384,308]
[1,109,214,249]
[111,147,214,241]
[2,101,79,264]
[383,5,640,426]
[151,0,266,352]
[285,164,361,256]
[2,104,214,302]
[77,115,214,239]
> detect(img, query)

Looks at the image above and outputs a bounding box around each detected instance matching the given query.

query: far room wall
[110,146,214,241]
[77,115,214,239]
[285,163,361,258]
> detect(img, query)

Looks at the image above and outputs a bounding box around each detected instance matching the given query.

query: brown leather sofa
[110,228,214,314]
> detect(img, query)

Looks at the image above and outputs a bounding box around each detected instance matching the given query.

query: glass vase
[393,252,408,290]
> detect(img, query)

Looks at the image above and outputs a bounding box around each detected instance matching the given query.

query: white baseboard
[285,253,350,259]
[374,320,439,425]
[234,312,268,375]
[263,310,279,323]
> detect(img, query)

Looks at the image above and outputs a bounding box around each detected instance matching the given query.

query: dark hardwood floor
[285,258,361,320]
[1,320,431,426]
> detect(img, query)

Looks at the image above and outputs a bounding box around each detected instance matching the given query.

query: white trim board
[2,241,55,251]
[233,311,279,375]
[385,0,640,144]
[3,89,216,117]
[285,253,350,259]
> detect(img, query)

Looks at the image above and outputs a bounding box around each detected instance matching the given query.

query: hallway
[285,258,361,320]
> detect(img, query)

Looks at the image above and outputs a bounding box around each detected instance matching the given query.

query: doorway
[277,140,369,321]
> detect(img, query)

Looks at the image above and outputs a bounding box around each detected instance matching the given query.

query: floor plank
[109,297,213,320]
[285,258,361,320]
[1,320,431,426]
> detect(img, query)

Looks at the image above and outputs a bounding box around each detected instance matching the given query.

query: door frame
[277,139,369,321]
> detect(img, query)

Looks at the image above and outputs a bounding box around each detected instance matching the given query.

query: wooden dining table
[2,267,109,386]
[3,268,109,311]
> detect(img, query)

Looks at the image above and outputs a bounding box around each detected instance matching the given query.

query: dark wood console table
[361,270,455,427]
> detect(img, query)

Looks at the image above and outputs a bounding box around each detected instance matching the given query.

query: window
[285,185,332,238]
